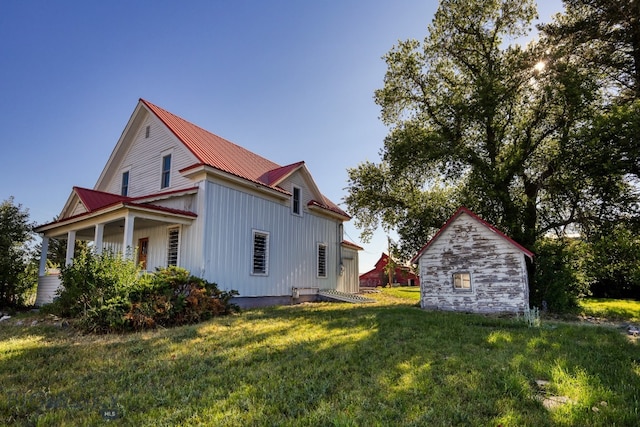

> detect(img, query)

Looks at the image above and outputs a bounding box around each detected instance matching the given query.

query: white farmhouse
[34,99,361,308]
[411,207,534,313]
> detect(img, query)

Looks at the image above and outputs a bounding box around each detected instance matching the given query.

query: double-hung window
[121,170,129,196]
[161,154,171,189]
[252,230,269,275]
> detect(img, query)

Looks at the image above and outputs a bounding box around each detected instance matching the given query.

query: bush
[586,227,640,299]
[531,238,590,313]
[124,266,239,331]
[45,251,238,333]
[45,249,138,318]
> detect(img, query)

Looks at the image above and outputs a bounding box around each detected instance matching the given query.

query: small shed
[411,207,534,313]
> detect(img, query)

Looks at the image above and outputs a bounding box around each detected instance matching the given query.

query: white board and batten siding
[200,180,343,297]
[416,212,529,313]
[98,114,198,196]
[338,246,359,294]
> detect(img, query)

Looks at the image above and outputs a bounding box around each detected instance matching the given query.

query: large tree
[346,0,606,261]
[0,197,36,307]
[538,0,640,237]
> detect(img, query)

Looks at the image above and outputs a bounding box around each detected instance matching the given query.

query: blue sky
[0,1,562,271]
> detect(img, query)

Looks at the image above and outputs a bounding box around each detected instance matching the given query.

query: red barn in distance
[359,253,420,288]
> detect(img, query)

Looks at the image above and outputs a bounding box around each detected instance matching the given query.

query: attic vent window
[292,186,301,215]
[145,125,150,138]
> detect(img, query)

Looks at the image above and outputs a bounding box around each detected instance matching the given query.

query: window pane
[161,154,171,188]
[121,171,129,196]
[453,272,471,289]
[292,187,300,214]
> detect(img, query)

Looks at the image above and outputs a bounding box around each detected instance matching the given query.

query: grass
[1,290,639,426]
[580,298,640,323]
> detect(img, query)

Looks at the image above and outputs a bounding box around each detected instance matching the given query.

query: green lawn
[1,292,639,426]
[580,298,640,323]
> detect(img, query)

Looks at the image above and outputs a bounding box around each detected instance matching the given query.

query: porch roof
[35,187,196,235]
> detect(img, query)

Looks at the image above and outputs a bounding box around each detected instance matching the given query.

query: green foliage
[124,266,239,331]
[46,251,238,332]
[46,249,139,319]
[532,238,590,312]
[586,226,640,299]
[0,197,36,308]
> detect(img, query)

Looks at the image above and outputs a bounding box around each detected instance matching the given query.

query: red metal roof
[258,161,305,186]
[74,187,131,212]
[411,207,534,263]
[141,99,349,219]
[142,99,280,185]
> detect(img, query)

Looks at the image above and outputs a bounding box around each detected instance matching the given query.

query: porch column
[94,223,105,255]
[65,230,76,266]
[39,236,49,276]
[122,214,135,258]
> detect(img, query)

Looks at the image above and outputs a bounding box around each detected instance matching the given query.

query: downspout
[338,223,344,276]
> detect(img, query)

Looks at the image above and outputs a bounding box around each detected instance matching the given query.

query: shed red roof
[411,207,534,263]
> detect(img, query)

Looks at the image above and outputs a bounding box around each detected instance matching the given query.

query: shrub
[531,238,590,313]
[125,266,239,331]
[45,251,239,332]
[45,249,139,318]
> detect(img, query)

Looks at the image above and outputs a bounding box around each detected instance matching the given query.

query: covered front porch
[34,204,196,306]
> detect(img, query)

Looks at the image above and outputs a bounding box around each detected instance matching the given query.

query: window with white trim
[167,227,180,266]
[453,272,471,290]
[292,186,301,215]
[161,153,172,189]
[317,243,327,278]
[121,170,130,196]
[252,230,269,275]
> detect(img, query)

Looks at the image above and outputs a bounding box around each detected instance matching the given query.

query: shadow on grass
[1,302,639,425]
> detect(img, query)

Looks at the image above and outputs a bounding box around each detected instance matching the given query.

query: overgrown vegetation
[0,197,36,309]
[44,250,238,332]
[2,293,639,425]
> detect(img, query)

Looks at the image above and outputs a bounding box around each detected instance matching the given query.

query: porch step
[318,289,376,304]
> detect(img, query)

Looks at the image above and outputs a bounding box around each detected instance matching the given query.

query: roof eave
[180,164,290,199]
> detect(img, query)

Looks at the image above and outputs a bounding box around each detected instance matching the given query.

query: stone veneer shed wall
[412,207,534,314]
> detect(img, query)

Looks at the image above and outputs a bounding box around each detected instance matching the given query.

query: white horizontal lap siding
[420,214,527,313]
[147,194,197,213]
[101,115,198,196]
[201,181,340,297]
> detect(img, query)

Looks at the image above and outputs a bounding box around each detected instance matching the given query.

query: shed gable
[415,209,530,313]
